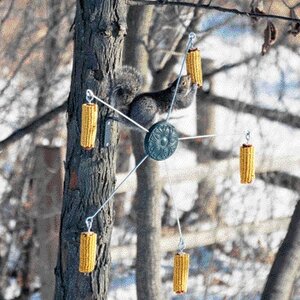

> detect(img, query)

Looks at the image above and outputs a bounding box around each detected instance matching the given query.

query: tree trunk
[195,59,218,222]
[54,1,127,299]
[261,199,300,300]
[33,146,63,300]
[125,6,162,300]
[131,136,162,300]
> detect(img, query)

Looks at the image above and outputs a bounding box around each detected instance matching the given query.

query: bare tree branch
[202,93,300,128]
[128,0,300,23]
[0,0,15,30]
[151,6,203,90]
[205,55,259,78]
[257,171,300,193]
[0,101,67,151]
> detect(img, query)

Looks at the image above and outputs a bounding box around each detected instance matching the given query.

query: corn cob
[173,252,189,294]
[80,103,98,150]
[186,48,203,86]
[240,144,255,184]
[79,231,97,273]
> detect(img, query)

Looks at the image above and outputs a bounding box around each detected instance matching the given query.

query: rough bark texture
[125,6,162,300]
[54,1,127,299]
[261,199,300,300]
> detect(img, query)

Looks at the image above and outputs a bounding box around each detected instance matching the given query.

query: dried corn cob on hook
[164,161,190,294]
[186,34,203,87]
[173,235,189,294]
[240,130,255,184]
[80,90,98,150]
[79,218,97,273]
[173,250,190,294]
[79,155,148,272]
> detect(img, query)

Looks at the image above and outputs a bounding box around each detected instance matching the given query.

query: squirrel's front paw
[192,83,198,90]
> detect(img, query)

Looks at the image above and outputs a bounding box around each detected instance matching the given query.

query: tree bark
[261,199,300,300]
[54,1,127,299]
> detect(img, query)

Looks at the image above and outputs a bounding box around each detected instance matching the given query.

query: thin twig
[129,0,300,23]
[0,101,67,151]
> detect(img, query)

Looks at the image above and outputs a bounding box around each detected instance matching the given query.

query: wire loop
[246,130,251,144]
[178,237,186,253]
[86,89,149,133]
[189,32,196,40]
[86,217,93,232]
[86,89,94,103]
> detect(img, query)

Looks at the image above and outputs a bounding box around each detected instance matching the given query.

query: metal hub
[144,121,179,161]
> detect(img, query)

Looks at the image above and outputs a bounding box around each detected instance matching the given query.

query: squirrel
[101,66,198,130]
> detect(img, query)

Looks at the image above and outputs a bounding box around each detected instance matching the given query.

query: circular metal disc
[144,121,179,161]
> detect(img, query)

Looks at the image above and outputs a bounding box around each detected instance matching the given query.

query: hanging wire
[166,32,196,122]
[85,155,149,231]
[86,89,149,133]
[164,161,186,253]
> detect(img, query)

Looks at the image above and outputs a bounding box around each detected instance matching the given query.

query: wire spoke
[86,89,149,133]
[85,155,149,228]
[178,132,246,141]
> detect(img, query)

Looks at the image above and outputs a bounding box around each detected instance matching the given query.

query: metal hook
[188,32,196,49]
[86,89,94,103]
[178,237,186,253]
[189,32,196,41]
[85,217,93,232]
[245,130,251,144]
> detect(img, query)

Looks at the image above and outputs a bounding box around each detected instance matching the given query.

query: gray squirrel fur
[104,66,198,130]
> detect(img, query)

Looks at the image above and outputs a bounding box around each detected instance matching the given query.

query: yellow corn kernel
[173,252,189,294]
[186,48,203,86]
[80,103,98,150]
[79,231,97,273]
[240,144,255,184]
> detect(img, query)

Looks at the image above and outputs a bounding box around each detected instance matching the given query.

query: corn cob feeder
[186,48,203,87]
[80,103,98,150]
[79,231,97,273]
[173,252,190,294]
[240,144,255,184]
